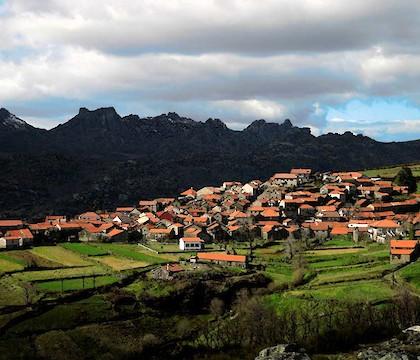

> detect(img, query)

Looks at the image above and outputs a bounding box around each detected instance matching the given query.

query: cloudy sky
[1,0,420,141]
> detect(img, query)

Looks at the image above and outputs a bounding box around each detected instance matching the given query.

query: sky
[0,0,420,141]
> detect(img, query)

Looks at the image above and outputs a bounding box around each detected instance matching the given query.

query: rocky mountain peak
[282,118,293,128]
[0,108,31,130]
[205,118,228,129]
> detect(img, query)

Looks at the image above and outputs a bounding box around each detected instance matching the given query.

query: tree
[22,282,36,306]
[209,297,225,318]
[393,167,417,193]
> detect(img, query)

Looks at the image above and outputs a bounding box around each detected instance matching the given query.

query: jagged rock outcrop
[355,326,420,360]
[255,344,311,360]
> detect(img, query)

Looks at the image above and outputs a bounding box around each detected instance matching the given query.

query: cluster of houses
[0,168,419,265]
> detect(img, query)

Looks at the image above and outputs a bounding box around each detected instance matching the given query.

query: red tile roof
[390,240,419,255]
[272,173,298,179]
[371,219,400,228]
[107,228,125,238]
[5,228,33,239]
[181,237,204,243]
[290,168,312,175]
[0,220,23,227]
[197,252,246,263]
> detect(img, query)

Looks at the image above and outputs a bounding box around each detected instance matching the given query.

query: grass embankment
[397,260,420,292]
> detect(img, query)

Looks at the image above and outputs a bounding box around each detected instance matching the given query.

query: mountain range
[0,106,419,219]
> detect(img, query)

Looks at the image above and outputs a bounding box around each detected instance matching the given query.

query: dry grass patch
[93,256,149,271]
[30,247,92,267]
[0,257,25,274]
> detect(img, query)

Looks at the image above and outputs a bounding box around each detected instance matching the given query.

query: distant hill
[0,106,419,219]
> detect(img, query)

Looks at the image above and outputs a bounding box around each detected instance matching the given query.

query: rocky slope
[255,326,420,360]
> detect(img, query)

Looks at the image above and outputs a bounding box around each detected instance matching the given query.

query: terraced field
[0,243,177,305]
[31,247,92,267]
[92,243,173,263]
[0,256,25,274]
[259,239,398,310]
[93,255,149,271]
[11,266,108,282]
[268,279,397,310]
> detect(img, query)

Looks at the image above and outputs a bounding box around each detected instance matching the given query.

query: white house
[179,237,204,251]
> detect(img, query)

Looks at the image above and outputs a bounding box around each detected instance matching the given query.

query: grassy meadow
[362,163,420,178]
[253,238,402,312]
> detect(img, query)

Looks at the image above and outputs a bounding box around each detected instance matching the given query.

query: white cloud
[214,99,287,121]
[1,0,420,140]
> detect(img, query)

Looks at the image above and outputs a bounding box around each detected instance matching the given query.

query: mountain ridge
[0,107,419,219]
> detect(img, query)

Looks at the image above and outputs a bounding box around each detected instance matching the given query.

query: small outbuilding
[196,252,247,268]
[179,237,204,251]
[390,239,419,264]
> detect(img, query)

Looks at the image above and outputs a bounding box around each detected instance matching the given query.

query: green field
[36,275,119,292]
[268,280,396,309]
[0,243,176,308]
[322,237,355,248]
[6,295,113,335]
[60,243,109,256]
[125,278,175,298]
[363,163,420,178]
[398,260,420,291]
[257,237,398,310]
[12,266,108,282]
[93,243,172,264]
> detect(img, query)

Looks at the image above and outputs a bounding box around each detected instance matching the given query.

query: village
[0,166,419,359]
[0,167,419,268]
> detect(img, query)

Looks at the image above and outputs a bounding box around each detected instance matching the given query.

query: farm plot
[311,263,394,285]
[286,280,396,303]
[60,243,109,256]
[93,244,172,264]
[322,237,355,248]
[31,246,93,267]
[11,266,108,282]
[93,255,149,271]
[5,295,113,335]
[306,248,363,256]
[0,277,29,306]
[5,250,62,268]
[0,256,25,274]
[36,275,119,293]
[363,164,420,178]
